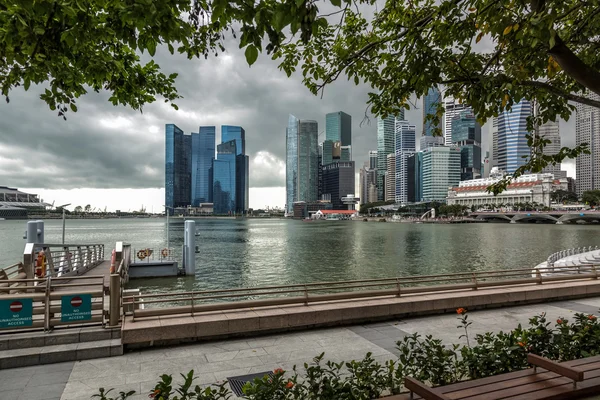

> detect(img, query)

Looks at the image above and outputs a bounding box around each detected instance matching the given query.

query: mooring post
[109,273,121,327]
[184,220,196,276]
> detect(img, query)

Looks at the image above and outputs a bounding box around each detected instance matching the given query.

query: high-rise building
[385,153,396,202]
[165,124,191,212]
[576,92,600,195]
[394,120,416,204]
[359,159,378,205]
[497,100,532,174]
[423,87,443,137]
[537,119,566,179]
[420,136,444,150]
[191,126,215,206]
[213,140,237,214]
[451,110,482,181]
[369,150,378,169]
[221,125,249,213]
[489,117,499,171]
[322,161,355,209]
[407,152,424,202]
[421,146,461,201]
[221,125,245,156]
[325,111,352,146]
[443,95,469,145]
[286,115,319,213]
[483,151,491,178]
[377,110,405,200]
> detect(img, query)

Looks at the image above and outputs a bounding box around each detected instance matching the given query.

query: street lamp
[58,203,71,244]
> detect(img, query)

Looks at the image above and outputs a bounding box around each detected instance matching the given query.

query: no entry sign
[0,298,33,329]
[61,294,92,323]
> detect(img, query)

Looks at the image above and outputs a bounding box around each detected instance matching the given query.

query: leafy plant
[91,388,135,400]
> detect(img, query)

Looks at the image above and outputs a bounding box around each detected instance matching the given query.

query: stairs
[0,327,122,369]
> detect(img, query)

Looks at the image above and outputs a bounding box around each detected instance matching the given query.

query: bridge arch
[558,213,600,224]
[475,214,512,222]
[511,214,559,224]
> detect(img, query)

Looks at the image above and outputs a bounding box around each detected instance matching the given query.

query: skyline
[0,35,578,212]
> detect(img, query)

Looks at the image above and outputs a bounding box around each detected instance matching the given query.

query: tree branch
[521,80,600,108]
[548,36,600,97]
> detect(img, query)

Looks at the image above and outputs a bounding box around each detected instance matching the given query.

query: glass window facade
[376,110,404,201]
[221,126,245,156]
[423,87,442,136]
[322,161,355,209]
[395,121,416,203]
[451,111,482,181]
[422,146,461,202]
[191,126,215,206]
[213,140,237,214]
[498,100,532,174]
[325,111,352,146]
[286,115,318,213]
[165,124,191,212]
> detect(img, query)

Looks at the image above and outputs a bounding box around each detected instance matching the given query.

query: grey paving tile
[19,382,67,400]
[27,370,72,387]
[550,300,599,315]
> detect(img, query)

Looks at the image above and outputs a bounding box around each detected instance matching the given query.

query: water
[1,218,599,294]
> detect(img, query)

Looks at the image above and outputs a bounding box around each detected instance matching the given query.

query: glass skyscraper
[451,110,482,181]
[423,87,442,137]
[191,126,215,206]
[286,115,318,213]
[221,125,245,156]
[376,110,404,201]
[213,140,237,214]
[165,124,191,213]
[325,111,352,146]
[421,146,461,201]
[497,100,532,174]
[220,125,249,213]
[394,120,416,204]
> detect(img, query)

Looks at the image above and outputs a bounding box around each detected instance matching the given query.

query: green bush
[94,309,599,399]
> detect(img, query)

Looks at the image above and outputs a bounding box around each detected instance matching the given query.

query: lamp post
[58,203,71,244]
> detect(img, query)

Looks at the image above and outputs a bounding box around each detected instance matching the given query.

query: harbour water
[1,218,599,294]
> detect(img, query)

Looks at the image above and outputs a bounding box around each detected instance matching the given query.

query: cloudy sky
[2,29,576,212]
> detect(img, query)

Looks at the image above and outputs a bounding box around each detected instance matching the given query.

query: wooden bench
[392,354,600,400]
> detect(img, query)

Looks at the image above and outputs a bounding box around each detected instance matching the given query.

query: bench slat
[528,354,585,382]
[404,377,450,400]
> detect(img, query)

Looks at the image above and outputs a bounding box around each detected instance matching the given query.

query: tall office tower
[221,125,249,213]
[369,150,378,169]
[407,152,424,202]
[489,117,499,171]
[420,136,444,150]
[423,87,443,136]
[317,145,323,199]
[421,146,462,202]
[451,110,482,181]
[322,161,355,209]
[497,100,533,174]
[212,140,237,214]
[394,120,416,204]
[165,124,191,213]
[360,161,379,205]
[286,115,319,213]
[443,95,469,145]
[360,163,368,206]
[385,153,396,202]
[191,126,216,206]
[483,151,491,178]
[537,119,566,179]
[377,110,405,201]
[576,92,600,196]
[325,111,352,146]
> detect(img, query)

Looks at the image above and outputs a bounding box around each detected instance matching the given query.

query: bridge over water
[471,211,600,224]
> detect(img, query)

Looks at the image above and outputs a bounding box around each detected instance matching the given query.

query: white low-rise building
[447,169,568,207]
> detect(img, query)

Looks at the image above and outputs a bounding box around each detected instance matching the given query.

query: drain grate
[227,371,274,397]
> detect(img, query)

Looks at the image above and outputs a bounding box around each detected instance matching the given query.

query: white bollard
[184,220,196,276]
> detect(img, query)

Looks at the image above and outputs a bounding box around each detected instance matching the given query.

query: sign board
[61,294,92,322]
[0,298,33,329]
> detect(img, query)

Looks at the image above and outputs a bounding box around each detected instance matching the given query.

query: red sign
[70,297,83,308]
[9,301,23,313]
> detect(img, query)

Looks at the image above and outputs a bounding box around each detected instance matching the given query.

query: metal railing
[0,275,106,332]
[109,242,131,326]
[125,264,599,321]
[21,243,105,279]
[132,247,175,263]
[547,246,599,267]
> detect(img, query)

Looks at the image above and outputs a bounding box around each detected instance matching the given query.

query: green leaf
[147,40,157,56]
[330,0,341,7]
[70,103,78,112]
[245,45,259,66]
[168,43,174,54]
[23,78,30,91]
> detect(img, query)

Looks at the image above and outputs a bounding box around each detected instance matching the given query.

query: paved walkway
[1,297,598,400]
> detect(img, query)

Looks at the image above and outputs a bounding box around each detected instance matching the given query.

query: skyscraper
[213,140,237,214]
[423,87,442,137]
[286,115,319,213]
[369,150,378,169]
[377,110,404,201]
[576,92,600,196]
[221,125,245,156]
[385,153,396,202]
[191,126,215,206]
[497,100,532,174]
[165,124,191,213]
[443,95,469,145]
[220,125,249,213]
[322,161,355,209]
[451,110,482,180]
[489,117,499,172]
[421,146,462,201]
[394,120,416,203]
[325,111,352,146]
[537,119,566,179]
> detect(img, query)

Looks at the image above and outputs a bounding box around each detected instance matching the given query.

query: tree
[74,205,83,213]
[84,204,91,213]
[551,189,578,204]
[582,190,600,207]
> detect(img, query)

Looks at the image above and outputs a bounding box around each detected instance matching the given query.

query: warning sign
[61,294,92,322]
[0,298,33,329]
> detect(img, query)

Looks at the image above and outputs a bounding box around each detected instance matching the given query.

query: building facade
[395,120,416,204]
[497,100,532,174]
[212,140,237,214]
[537,119,566,179]
[423,87,443,137]
[165,124,191,212]
[325,111,352,146]
[322,161,356,209]
[447,171,568,208]
[385,153,396,202]
[221,126,249,213]
[451,110,482,181]
[377,110,404,201]
[576,92,600,195]
[286,115,319,213]
[421,146,461,202]
[369,150,378,169]
[191,126,215,206]
[443,95,469,145]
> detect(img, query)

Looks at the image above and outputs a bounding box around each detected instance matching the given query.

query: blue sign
[527,213,531,216]
[580,213,585,216]
[61,294,92,322]
[0,298,33,329]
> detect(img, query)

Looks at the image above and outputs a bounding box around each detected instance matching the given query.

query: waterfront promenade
[1,297,597,400]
